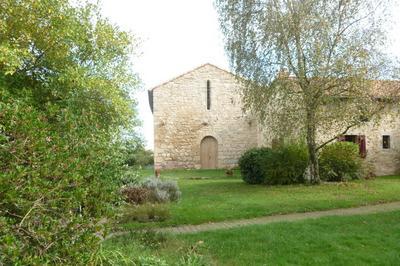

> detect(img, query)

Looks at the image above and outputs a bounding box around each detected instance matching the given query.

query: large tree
[215,0,399,183]
[0,0,139,263]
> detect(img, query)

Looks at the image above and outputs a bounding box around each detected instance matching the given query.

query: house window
[383,135,390,149]
[344,135,357,143]
[207,80,211,110]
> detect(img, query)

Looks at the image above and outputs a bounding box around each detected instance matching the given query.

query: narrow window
[207,80,211,110]
[383,135,390,149]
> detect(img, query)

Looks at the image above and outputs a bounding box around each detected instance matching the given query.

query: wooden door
[200,136,218,169]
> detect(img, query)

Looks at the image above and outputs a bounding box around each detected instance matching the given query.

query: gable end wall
[153,65,258,169]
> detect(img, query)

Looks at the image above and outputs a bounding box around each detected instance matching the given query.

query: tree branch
[316,122,359,151]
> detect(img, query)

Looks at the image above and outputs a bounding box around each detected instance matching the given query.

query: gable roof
[148,63,400,113]
[149,63,236,92]
[148,63,236,113]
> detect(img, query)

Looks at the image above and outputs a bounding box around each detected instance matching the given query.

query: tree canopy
[215,0,400,183]
[0,0,139,263]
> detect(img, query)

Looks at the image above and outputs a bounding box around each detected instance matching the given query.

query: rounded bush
[238,147,273,184]
[264,143,308,185]
[319,141,362,182]
[239,143,308,185]
[142,178,181,203]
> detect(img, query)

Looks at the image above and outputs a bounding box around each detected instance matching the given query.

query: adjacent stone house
[148,63,400,175]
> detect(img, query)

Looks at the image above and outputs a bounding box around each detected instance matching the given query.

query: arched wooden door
[200,136,218,169]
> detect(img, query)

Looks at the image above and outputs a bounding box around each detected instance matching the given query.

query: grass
[179,210,400,265]
[121,169,400,229]
[102,230,210,265]
[105,210,400,265]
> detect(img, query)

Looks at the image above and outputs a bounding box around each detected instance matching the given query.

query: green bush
[319,142,362,182]
[238,148,273,184]
[0,0,139,263]
[121,137,154,168]
[264,143,309,185]
[239,143,308,185]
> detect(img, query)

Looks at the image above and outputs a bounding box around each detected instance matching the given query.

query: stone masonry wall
[257,106,400,176]
[152,64,258,169]
[344,107,400,176]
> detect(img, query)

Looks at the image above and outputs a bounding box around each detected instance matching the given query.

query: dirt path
[107,201,400,239]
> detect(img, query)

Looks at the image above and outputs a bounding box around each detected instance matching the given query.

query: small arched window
[207,80,211,110]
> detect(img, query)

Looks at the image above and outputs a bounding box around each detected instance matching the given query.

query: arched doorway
[200,136,218,169]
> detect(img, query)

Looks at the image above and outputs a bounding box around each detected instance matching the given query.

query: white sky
[100,0,400,150]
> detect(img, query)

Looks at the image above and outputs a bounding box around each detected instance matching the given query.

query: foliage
[121,137,154,168]
[92,247,135,266]
[176,243,208,266]
[121,186,151,205]
[134,149,154,168]
[0,0,139,264]
[264,142,309,185]
[120,170,142,187]
[120,204,170,223]
[142,178,181,203]
[102,230,210,266]
[177,253,207,266]
[239,143,308,185]
[215,0,400,183]
[238,147,273,184]
[319,142,362,182]
[94,236,169,266]
[136,255,168,266]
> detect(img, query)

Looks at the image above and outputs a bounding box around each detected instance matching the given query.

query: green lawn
[121,169,400,229]
[179,210,400,265]
[105,210,400,265]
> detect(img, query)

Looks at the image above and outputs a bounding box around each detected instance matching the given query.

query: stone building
[149,63,400,175]
[149,63,259,169]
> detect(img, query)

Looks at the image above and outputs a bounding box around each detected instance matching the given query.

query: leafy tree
[0,0,139,263]
[215,0,400,183]
[121,136,154,168]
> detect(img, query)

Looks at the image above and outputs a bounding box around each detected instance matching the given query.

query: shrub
[121,186,151,205]
[0,0,139,263]
[319,141,362,181]
[142,178,181,203]
[264,142,309,185]
[120,204,170,223]
[238,148,273,184]
[120,170,141,187]
[121,137,154,168]
[239,143,308,185]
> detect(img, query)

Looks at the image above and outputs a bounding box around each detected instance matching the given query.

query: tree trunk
[304,109,320,184]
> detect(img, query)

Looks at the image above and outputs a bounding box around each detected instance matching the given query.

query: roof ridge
[149,63,235,91]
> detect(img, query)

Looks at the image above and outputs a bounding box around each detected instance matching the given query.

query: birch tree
[215,0,399,183]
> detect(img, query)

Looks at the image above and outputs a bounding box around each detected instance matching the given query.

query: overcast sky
[100,0,400,150]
